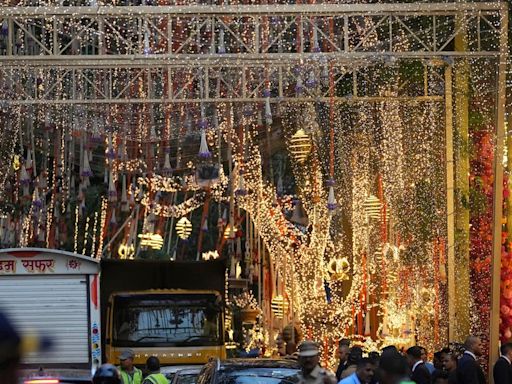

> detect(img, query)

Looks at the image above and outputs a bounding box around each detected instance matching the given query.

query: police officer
[142,356,167,384]
[118,349,142,384]
[297,341,337,384]
[93,364,122,384]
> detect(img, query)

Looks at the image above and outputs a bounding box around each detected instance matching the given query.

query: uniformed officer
[297,340,337,384]
[118,349,142,384]
[142,356,168,384]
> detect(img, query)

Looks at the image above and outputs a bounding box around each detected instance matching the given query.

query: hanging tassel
[81,151,93,188]
[106,133,116,160]
[264,95,272,126]
[306,71,317,88]
[277,174,283,196]
[109,209,117,226]
[108,171,117,202]
[80,200,86,217]
[121,174,129,212]
[312,24,320,52]
[32,187,42,210]
[162,149,172,175]
[38,171,47,190]
[143,26,151,55]
[364,311,371,336]
[198,129,212,159]
[25,150,33,173]
[235,171,247,196]
[327,180,337,211]
[218,28,226,54]
[295,75,303,95]
[20,165,30,197]
[202,217,208,232]
[321,65,329,87]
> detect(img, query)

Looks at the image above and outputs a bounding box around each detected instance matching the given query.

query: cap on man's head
[298,341,319,357]
[119,349,135,361]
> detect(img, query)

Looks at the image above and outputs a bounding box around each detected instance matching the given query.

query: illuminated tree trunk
[453,16,471,341]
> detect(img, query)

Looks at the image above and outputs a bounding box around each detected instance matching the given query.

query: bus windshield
[112,293,223,347]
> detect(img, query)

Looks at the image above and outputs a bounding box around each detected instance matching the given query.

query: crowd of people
[294,335,512,384]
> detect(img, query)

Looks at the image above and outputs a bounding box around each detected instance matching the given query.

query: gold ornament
[118,243,135,259]
[138,233,164,250]
[289,129,312,163]
[176,217,193,239]
[363,195,389,220]
[271,295,289,319]
[327,257,350,281]
[12,155,21,171]
[224,224,237,239]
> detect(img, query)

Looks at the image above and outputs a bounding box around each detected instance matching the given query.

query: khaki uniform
[298,365,337,384]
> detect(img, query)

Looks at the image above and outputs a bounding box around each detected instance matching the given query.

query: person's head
[146,356,160,373]
[355,358,376,384]
[406,346,423,366]
[440,348,457,372]
[369,351,380,365]
[419,347,428,362]
[433,351,443,370]
[378,351,408,384]
[119,349,135,371]
[381,345,398,356]
[93,364,121,384]
[433,370,449,384]
[0,311,21,384]
[337,343,350,363]
[298,341,320,374]
[464,336,483,356]
[347,346,363,365]
[501,342,512,360]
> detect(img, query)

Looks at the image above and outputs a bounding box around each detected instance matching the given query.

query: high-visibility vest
[144,373,168,384]
[119,367,143,384]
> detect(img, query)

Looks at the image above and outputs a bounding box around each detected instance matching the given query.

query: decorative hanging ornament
[289,129,312,163]
[121,174,129,212]
[198,129,212,159]
[327,179,337,211]
[295,75,303,95]
[264,93,272,125]
[118,243,135,259]
[271,295,289,319]
[363,195,388,220]
[138,233,164,250]
[327,257,350,281]
[235,171,247,196]
[12,154,21,171]
[162,149,173,175]
[176,217,193,240]
[81,151,93,188]
[108,171,117,202]
[19,165,30,196]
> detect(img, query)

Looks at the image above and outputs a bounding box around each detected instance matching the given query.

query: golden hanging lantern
[289,129,312,163]
[176,217,193,239]
[363,195,387,220]
[271,295,289,319]
[138,233,164,250]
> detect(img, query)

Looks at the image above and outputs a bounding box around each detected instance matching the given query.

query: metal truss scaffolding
[0,2,507,104]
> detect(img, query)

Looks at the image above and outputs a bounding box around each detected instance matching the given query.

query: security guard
[142,356,168,384]
[297,341,337,384]
[118,349,143,384]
